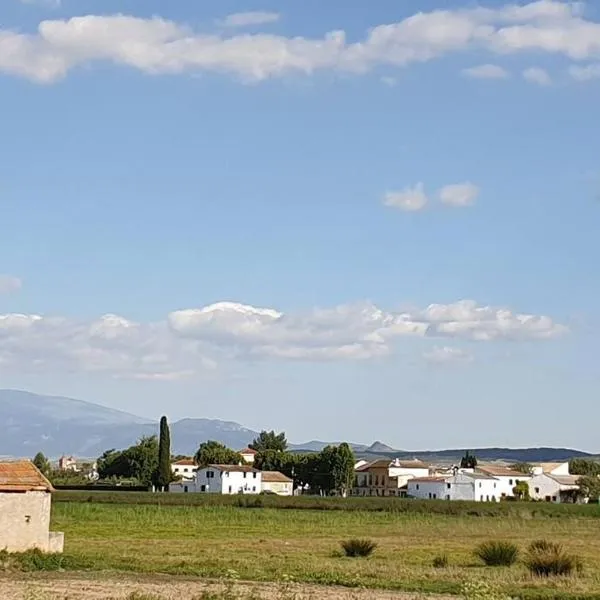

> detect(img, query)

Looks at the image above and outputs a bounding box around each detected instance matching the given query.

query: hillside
[0,389,593,462]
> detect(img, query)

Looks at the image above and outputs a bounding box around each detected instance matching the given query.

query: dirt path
[1,573,449,600]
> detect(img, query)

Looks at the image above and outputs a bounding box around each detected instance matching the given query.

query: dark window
[229,486,232,493]
[243,472,247,478]
[416,484,420,490]
[447,483,451,489]
[535,487,540,494]
[509,479,513,485]
[184,486,188,493]
[200,485,206,492]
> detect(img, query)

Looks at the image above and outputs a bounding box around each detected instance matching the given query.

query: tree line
[33,421,356,496]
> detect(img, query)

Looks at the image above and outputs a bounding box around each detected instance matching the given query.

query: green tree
[460,451,478,469]
[330,442,355,497]
[194,441,242,467]
[578,476,600,502]
[513,480,530,500]
[32,452,51,476]
[250,430,288,453]
[97,436,159,486]
[154,415,172,491]
[570,459,600,477]
[512,462,533,475]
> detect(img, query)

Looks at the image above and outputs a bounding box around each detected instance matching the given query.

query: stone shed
[0,460,64,553]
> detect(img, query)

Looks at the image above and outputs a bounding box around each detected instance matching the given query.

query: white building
[170,465,262,495]
[171,459,197,482]
[476,465,532,499]
[261,471,293,496]
[407,471,501,502]
[529,473,581,503]
[531,462,570,476]
[239,448,257,464]
[0,460,64,553]
[353,459,429,496]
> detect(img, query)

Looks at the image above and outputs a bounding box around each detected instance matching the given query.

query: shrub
[432,553,449,568]
[474,541,519,567]
[340,538,377,558]
[524,540,580,577]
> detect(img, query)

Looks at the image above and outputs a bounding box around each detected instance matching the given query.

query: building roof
[460,472,498,481]
[409,476,449,484]
[172,459,196,466]
[546,474,580,487]
[261,471,293,483]
[0,460,54,493]
[207,464,259,473]
[356,458,428,472]
[477,465,531,478]
[239,448,257,455]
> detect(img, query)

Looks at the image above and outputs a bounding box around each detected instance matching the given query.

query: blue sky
[1,0,599,450]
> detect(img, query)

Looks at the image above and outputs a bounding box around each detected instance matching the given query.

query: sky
[1,0,599,451]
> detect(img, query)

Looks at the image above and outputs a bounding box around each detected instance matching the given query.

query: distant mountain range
[0,389,594,463]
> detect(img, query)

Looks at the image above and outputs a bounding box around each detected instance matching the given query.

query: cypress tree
[156,415,171,491]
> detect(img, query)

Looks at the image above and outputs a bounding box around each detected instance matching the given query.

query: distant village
[52,447,592,504]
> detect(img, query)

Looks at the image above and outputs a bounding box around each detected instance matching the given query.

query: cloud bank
[1,1,599,83]
[0,299,567,379]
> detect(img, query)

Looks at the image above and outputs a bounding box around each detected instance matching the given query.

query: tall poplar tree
[155,416,172,491]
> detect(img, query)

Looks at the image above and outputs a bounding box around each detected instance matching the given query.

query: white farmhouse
[407,472,501,502]
[476,465,532,499]
[0,460,64,553]
[261,471,293,496]
[171,458,197,482]
[529,473,581,503]
[531,462,570,476]
[170,464,261,494]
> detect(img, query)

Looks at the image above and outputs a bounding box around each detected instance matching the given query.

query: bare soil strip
[1,573,448,600]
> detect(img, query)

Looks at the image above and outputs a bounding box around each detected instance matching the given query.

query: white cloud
[220,12,280,28]
[462,64,510,79]
[383,184,428,212]
[569,62,600,80]
[1,2,600,83]
[0,299,567,379]
[0,275,22,294]
[523,66,552,85]
[423,346,474,364]
[438,182,480,207]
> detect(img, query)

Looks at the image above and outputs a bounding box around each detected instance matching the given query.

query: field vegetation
[35,497,600,599]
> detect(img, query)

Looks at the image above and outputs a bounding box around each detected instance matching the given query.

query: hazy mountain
[0,389,594,462]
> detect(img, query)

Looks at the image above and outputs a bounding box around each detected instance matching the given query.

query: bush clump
[474,541,519,567]
[432,553,449,568]
[524,540,581,577]
[0,548,74,572]
[340,538,377,558]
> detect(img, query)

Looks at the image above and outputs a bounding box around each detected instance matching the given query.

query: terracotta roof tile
[173,459,197,466]
[0,460,54,493]
[208,464,258,473]
[261,471,293,483]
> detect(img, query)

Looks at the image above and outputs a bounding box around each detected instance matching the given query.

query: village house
[171,458,197,482]
[529,473,582,503]
[261,471,293,496]
[0,460,64,553]
[353,458,429,497]
[407,471,501,502]
[239,448,257,464]
[475,465,532,499]
[58,455,78,472]
[170,464,262,494]
[531,462,571,476]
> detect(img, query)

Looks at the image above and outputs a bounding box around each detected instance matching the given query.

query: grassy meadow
[45,496,600,599]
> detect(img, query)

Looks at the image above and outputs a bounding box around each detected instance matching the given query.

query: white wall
[261,481,293,496]
[492,475,532,499]
[172,464,197,481]
[407,474,501,502]
[529,474,562,502]
[195,468,261,494]
[0,491,63,553]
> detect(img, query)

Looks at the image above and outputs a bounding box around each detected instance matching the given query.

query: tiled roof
[239,448,257,455]
[356,459,428,472]
[409,477,449,483]
[173,459,196,466]
[546,474,581,487]
[261,471,293,483]
[477,465,530,478]
[208,464,259,473]
[460,472,498,481]
[0,460,54,493]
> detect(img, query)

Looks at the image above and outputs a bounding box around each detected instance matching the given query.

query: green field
[47,496,600,599]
